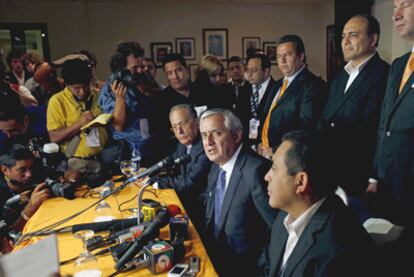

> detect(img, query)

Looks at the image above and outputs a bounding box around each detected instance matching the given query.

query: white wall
[373,0,411,63]
[0,0,334,83]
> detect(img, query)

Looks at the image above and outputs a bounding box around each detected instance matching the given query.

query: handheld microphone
[124,154,191,185]
[115,205,181,270]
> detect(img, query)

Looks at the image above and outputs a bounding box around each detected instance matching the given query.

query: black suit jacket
[321,53,389,194]
[237,77,278,144]
[203,146,277,277]
[261,195,374,277]
[372,51,414,225]
[157,136,211,229]
[261,68,327,149]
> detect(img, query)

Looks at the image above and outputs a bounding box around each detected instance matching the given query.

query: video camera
[110,69,159,92]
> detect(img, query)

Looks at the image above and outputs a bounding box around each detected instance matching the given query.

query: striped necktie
[250,84,261,118]
[261,79,289,147]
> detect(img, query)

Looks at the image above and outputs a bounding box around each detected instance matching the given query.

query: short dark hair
[162,53,187,70]
[350,14,381,46]
[0,103,26,124]
[276,34,306,56]
[61,59,92,85]
[246,53,271,70]
[6,49,24,66]
[110,41,144,73]
[281,130,335,197]
[0,144,34,168]
[228,56,243,65]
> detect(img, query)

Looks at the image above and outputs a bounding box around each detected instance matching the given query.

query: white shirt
[281,198,326,268]
[186,144,192,155]
[253,76,271,104]
[344,52,376,93]
[269,65,306,106]
[219,144,242,191]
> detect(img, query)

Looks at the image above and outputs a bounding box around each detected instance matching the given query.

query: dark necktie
[250,84,261,118]
[214,168,226,237]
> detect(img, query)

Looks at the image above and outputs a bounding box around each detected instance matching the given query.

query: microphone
[124,154,191,185]
[115,205,181,270]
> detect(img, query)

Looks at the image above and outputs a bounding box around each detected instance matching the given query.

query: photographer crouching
[0,145,49,231]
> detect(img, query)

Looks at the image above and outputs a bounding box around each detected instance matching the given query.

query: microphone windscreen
[166,204,182,217]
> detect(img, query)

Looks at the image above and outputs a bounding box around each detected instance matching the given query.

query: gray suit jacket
[203,146,277,277]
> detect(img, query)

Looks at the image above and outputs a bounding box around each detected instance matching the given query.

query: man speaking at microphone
[199,109,276,277]
[156,104,211,231]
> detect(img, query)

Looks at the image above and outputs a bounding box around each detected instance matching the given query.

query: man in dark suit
[320,14,389,221]
[258,35,326,158]
[366,3,414,274]
[224,56,251,111]
[157,104,211,230]
[199,109,276,277]
[239,54,277,145]
[261,130,374,277]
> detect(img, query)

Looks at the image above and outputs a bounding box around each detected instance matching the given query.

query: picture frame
[188,64,198,82]
[242,37,261,59]
[150,42,173,68]
[263,41,278,65]
[175,37,196,60]
[202,28,228,61]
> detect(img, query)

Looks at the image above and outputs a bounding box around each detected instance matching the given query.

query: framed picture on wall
[151,42,173,68]
[188,64,198,81]
[202,28,228,60]
[175,37,195,60]
[242,37,261,59]
[263,41,278,65]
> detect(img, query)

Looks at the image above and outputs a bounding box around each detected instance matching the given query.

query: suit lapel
[282,199,331,277]
[205,165,220,226]
[269,214,289,277]
[215,149,246,234]
[259,77,277,115]
[276,68,309,107]
[384,53,412,124]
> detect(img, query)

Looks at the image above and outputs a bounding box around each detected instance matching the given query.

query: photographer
[0,145,48,231]
[0,102,47,155]
[99,41,152,165]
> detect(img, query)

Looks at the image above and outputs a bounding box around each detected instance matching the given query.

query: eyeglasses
[170,119,194,132]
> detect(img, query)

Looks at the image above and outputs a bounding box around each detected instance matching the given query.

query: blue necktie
[214,168,226,237]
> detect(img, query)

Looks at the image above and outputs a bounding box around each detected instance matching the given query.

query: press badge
[86,127,101,147]
[249,118,260,139]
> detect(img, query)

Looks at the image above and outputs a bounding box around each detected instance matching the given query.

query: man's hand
[111,80,127,100]
[257,143,273,160]
[79,111,94,126]
[24,183,50,218]
[366,182,378,194]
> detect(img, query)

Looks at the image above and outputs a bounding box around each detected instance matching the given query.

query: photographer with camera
[0,145,49,231]
[99,41,152,165]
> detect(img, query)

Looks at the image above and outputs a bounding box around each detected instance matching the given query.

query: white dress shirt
[344,52,376,93]
[254,77,271,104]
[281,198,326,268]
[219,144,242,192]
[269,65,305,107]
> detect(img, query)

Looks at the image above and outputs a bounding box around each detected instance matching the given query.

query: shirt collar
[284,65,306,87]
[283,197,326,238]
[220,144,242,174]
[344,52,376,75]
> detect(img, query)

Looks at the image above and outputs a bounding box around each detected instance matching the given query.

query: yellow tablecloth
[19,183,218,277]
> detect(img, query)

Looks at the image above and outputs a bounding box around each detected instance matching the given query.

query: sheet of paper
[0,235,59,277]
[81,113,113,130]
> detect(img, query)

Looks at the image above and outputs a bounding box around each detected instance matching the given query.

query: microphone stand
[136,177,158,225]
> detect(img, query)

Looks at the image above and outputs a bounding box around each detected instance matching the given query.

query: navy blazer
[372,51,414,225]
[321,53,389,194]
[260,68,327,149]
[262,195,374,277]
[203,146,277,276]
